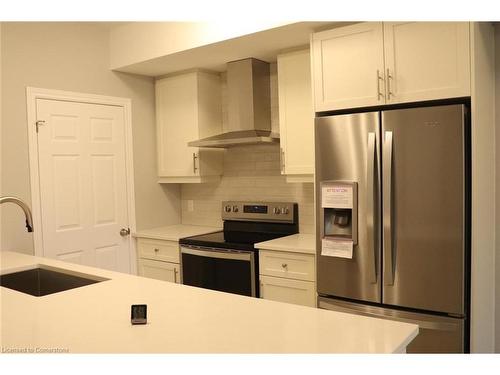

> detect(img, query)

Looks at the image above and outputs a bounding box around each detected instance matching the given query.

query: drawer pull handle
[154,248,159,252]
[281,263,288,268]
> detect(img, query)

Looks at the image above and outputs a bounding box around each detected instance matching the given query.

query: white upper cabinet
[383,22,470,104]
[311,22,471,111]
[277,49,314,182]
[156,71,223,183]
[311,22,385,111]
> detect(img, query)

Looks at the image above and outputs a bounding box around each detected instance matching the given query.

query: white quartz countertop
[256,234,316,254]
[133,224,221,242]
[0,251,417,353]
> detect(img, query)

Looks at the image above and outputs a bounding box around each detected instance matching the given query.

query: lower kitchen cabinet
[138,258,180,283]
[259,249,315,281]
[136,237,180,284]
[260,275,316,307]
[136,238,179,263]
[259,248,316,307]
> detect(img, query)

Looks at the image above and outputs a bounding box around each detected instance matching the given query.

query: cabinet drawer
[137,238,180,263]
[138,258,180,284]
[260,275,316,307]
[259,250,315,282]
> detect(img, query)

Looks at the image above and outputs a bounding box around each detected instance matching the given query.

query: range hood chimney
[188,58,279,148]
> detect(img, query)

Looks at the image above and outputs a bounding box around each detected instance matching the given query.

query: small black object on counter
[131,304,147,325]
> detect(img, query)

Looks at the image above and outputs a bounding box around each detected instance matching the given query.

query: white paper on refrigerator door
[321,185,353,209]
[321,238,353,259]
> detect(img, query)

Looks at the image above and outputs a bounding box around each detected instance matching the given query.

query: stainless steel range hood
[188,58,278,148]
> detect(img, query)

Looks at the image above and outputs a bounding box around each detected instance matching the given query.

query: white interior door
[36,98,131,273]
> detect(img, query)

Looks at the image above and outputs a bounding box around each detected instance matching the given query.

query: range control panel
[221,201,296,223]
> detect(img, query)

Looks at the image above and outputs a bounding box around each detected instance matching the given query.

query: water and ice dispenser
[320,181,357,259]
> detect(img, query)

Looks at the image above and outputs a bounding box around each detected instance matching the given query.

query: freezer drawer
[318,297,465,353]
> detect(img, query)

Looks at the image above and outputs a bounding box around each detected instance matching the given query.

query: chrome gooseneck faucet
[0,196,34,232]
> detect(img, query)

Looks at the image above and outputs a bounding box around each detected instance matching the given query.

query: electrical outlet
[187,200,194,212]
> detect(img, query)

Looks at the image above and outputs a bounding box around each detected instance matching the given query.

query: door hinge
[35,120,45,133]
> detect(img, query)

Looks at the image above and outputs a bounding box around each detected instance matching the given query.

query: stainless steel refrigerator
[315,104,469,353]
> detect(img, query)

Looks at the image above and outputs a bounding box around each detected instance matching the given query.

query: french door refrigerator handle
[383,131,394,286]
[366,132,377,283]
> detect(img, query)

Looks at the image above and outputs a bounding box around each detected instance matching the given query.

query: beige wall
[1,22,181,254]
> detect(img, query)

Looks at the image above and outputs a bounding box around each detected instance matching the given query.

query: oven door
[180,245,257,297]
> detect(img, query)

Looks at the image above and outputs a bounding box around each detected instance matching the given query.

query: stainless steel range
[179,201,298,297]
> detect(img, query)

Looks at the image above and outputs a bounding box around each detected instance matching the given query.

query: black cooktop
[178,230,292,251]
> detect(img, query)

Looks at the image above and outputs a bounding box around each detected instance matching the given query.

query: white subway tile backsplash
[181,144,315,233]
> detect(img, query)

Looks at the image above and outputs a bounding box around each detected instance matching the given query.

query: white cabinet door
[311,22,385,111]
[156,71,223,183]
[138,258,180,283]
[260,275,316,307]
[277,49,314,180]
[156,73,200,178]
[383,22,470,104]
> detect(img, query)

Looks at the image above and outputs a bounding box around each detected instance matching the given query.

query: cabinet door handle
[174,268,178,283]
[281,263,288,269]
[386,69,393,100]
[154,248,159,253]
[376,70,385,100]
[192,152,198,174]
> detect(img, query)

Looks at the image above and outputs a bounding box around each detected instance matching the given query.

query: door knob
[120,228,130,237]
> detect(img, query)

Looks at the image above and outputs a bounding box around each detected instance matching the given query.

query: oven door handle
[180,246,252,261]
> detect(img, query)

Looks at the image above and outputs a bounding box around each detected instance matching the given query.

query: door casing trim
[26,87,137,274]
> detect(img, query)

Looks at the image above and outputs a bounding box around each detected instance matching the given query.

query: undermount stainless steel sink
[0,265,108,297]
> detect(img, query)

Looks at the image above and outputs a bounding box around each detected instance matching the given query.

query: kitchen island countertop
[0,251,417,353]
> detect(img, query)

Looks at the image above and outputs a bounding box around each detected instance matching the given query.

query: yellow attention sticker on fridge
[321,238,353,259]
[321,185,353,209]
